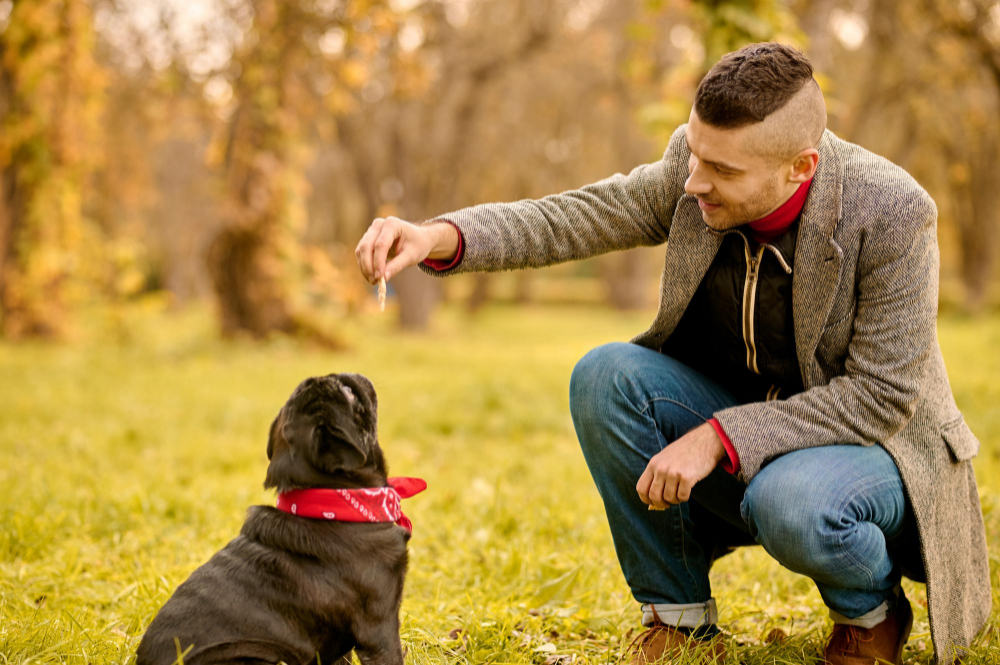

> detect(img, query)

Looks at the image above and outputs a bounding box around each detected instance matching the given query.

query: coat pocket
[941,415,980,463]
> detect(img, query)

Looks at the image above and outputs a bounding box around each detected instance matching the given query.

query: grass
[1,297,998,664]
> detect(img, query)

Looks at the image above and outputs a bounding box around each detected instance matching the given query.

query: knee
[570,342,651,451]
[569,342,634,414]
[742,470,834,565]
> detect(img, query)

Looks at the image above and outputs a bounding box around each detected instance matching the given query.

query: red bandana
[276,477,427,534]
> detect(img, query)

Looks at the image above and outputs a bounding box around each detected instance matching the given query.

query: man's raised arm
[355,125,690,284]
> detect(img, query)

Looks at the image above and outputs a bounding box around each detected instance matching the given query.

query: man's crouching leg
[741,444,915,664]
[569,342,751,662]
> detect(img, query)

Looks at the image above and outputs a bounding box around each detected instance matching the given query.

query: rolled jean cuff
[641,599,718,628]
[828,585,901,629]
[829,602,889,629]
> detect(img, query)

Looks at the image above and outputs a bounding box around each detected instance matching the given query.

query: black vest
[660,221,803,404]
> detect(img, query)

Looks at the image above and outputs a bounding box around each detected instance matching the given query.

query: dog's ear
[338,373,378,435]
[266,416,279,460]
[316,419,368,472]
[282,411,321,457]
[344,374,377,412]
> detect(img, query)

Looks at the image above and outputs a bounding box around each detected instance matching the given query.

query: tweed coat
[417,124,991,663]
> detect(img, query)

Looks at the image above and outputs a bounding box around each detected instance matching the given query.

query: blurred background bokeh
[1,0,999,342]
[4,2,1000,661]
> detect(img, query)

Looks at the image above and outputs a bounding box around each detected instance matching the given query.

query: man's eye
[716,167,735,177]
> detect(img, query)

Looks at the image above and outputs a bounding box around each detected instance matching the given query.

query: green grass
[1,298,998,664]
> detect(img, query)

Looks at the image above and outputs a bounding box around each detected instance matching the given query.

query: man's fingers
[383,246,418,282]
[653,469,689,507]
[358,227,383,283]
[647,474,669,510]
[356,218,386,284]
[676,477,694,503]
[373,218,403,280]
[636,467,653,505]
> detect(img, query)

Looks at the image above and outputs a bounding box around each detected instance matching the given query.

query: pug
[136,373,424,665]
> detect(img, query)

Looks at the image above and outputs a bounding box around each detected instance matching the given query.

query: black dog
[137,373,416,665]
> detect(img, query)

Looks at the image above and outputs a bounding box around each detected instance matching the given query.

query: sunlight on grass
[1,300,998,663]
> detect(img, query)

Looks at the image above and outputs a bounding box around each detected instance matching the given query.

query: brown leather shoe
[628,624,727,664]
[823,592,913,665]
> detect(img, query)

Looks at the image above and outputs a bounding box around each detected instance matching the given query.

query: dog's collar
[275,477,427,534]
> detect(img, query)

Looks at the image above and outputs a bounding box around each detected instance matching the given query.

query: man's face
[683,110,795,230]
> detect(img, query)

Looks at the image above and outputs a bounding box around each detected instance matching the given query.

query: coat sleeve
[713,189,940,482]
[417,125,690,277]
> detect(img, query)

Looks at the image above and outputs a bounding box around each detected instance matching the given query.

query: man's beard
[707,175,783,229]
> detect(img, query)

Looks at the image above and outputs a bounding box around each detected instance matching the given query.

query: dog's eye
[339,385,356,405]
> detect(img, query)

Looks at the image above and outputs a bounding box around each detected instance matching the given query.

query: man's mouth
[698,199,722,211]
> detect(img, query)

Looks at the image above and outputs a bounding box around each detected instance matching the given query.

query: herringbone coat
[418,125,990,664]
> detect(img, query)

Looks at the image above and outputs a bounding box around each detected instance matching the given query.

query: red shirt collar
[747,177,814,243]
[276,477,427,534]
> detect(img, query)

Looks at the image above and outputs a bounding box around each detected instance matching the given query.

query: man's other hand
[355,217,459,285]
[636,422,726,509]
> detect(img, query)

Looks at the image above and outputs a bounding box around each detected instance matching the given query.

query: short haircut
[694,42,815,129]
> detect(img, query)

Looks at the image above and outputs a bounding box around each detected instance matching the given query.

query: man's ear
[790,149,819,182]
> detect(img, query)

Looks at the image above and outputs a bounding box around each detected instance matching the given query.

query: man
[354,43,989,665]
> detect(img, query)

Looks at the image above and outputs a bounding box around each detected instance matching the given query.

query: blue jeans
[569,342,915,631]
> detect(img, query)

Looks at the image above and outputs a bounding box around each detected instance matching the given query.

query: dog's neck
[264,469,389,494]
[240,503,410,560]
[265,447,391,494]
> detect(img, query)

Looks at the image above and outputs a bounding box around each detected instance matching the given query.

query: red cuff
[420,219,464,271]
[708,418,740,475]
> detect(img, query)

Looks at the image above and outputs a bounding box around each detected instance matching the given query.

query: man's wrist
[424,220,460,261]
[706,423,726,463]
[707,418,740,474]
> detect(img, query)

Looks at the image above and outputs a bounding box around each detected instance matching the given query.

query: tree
[206,0,393,341]
[0,0,104,339]
[793,0,1000,312]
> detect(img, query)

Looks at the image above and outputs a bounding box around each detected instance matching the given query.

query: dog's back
[137,506,409,665]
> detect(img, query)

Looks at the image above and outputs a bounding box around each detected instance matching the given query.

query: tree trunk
[208,224,295,338]
[467,273,491,312]
[603,249,653,310]
[393,267,440,330]
[0,0,102,339]
[207,0,305,340]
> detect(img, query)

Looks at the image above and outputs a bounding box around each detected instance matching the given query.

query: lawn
[1,299,998,664]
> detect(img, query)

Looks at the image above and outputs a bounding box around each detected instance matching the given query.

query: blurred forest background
[4,2,1000,662]
[2,0,1000,343]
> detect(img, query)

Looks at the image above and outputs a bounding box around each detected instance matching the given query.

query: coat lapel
[792,130,844,387]
[642,194,724,350]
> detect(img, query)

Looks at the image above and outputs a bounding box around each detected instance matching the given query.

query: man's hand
[636,422,727,510]
[355,217,459,285]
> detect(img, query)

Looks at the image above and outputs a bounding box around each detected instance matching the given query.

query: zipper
[725,229,792,376]
[741,243,767,374]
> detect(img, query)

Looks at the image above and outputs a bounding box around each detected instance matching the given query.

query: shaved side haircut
[694,42,827,163]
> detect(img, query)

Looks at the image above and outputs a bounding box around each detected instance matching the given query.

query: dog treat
[378,276,386,312]
[648,504,667,511]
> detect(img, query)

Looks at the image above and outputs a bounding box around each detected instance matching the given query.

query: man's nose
[685,168,713,196]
